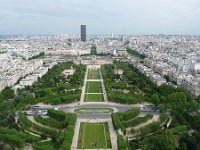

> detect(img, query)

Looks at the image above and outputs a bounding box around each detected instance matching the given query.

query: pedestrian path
[80,65,89,103]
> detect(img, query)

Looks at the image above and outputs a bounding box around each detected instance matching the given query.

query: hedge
[32,142,55,150]
[47,109,66,122]
[34,115,64,129]
[139,121,163,135]
[108,92,142,104]
[19,114,58,136]
[121,109,140,121]
[117,135,127,150]
[64,113,77,125]
[0,127,40,143]
[124,115,153,127]
[0,133,24,148]
[112,113,126,134]
[168,125,187,135]
[43,93,80,105]
[61,125,75,150]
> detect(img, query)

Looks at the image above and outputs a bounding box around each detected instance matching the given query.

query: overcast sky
[0,0,200,35]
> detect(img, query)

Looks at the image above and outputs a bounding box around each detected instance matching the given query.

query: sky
[0,0,200,35]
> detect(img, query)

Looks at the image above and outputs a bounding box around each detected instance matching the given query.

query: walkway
[99,68,108,102]
[80,65,89,103]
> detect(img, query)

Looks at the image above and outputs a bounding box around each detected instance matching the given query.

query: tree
[90,45,97,55]
[164,75,170,82]
[151,94,160,106]
[159,84,175,96]
[0,87,15,100]
[117,135,127,150]
[160,95,167,103]
[179,143,188,150]
[168,92,187,109]
[142,131,177,150]
[188,100,199,112]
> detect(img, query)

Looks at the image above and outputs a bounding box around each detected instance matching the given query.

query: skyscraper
[81,25,86,42]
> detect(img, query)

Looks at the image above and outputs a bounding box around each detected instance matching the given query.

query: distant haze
[0,0,200,35]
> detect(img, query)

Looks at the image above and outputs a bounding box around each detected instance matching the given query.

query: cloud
[0,0,200,34]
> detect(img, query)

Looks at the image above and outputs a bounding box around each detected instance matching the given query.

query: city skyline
[0,0,200,35]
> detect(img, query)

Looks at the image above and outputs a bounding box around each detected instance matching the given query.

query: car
[54,107,59,110]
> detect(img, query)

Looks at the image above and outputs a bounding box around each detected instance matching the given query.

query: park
[77,122,112,149]
[0,61,198,150]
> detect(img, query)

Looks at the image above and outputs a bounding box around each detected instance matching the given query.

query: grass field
[87,69,100,79]
[77,122,112,149]
[85,94,104,102]
[86,81,102,93]
[75,108,113,114]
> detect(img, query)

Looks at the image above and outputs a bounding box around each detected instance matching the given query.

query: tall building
[81,25,86,42]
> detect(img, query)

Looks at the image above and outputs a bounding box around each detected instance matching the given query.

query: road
[35,101,158,115]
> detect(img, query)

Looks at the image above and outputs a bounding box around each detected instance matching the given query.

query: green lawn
[86,81,102,93]
[77,123,112,149]
[87,69,100,79]
[75,108,114,114]
[85,94,104,102]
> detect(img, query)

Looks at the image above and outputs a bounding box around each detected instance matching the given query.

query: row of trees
[126,48,146,59]
[112,113,126,134]
[40,91,81,105]
[90,45,97,55]
[108,92,143,104]
[117,135,128,150]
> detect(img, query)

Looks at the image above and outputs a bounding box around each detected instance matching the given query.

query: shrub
[112,113,126,134]
[19,114,58,136]
[121,109,140,121]
[0,133,24,148]
[48,109,66,122]
[117,135,127,150]
[124,115,153,127]
[34,115,64,129]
